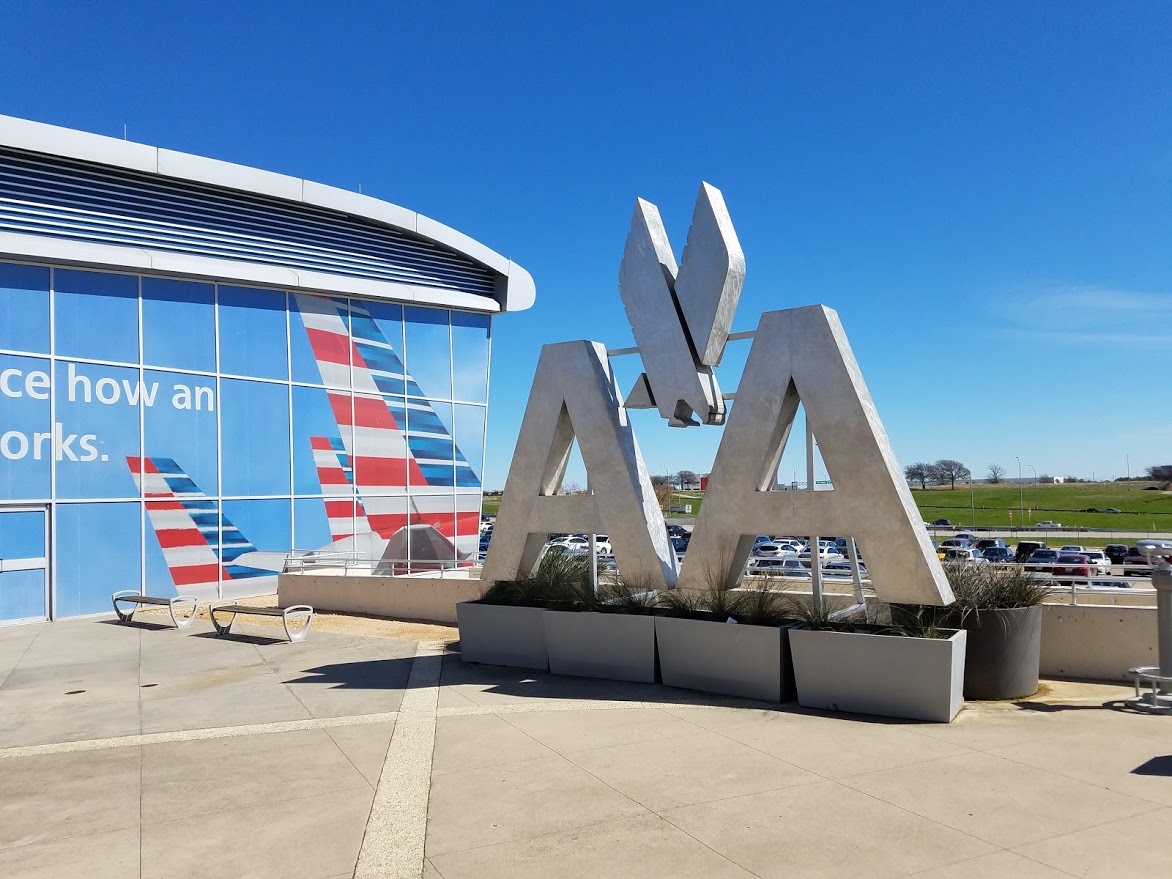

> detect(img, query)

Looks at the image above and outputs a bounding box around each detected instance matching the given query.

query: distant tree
[1146,464,1172,482]
[933,459,970,490]
[652,480,676,513]
[650,474,674,488]
[675,469,699,490]
[987,463,1006,484]
[904,462,933,490]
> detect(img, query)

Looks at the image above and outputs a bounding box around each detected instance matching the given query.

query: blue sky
[2,2,1169,489]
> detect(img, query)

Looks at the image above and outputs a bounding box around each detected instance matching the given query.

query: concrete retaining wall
[1040,604,1157,682]
[277,573,483,625]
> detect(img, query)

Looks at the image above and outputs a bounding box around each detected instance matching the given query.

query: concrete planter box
[655,616,796,702]
[456,601,548,671]
[960,606,1042,700]
[543,611,658,683]
[790,627,966,722]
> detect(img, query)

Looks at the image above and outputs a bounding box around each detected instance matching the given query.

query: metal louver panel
[0,147,495,297]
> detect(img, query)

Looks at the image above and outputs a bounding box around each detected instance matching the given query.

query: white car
[549,535,612,555]
[1036,521,1062,529]
[752,542,799,558]
[1059,545,1086,553]
[799,546,844,564]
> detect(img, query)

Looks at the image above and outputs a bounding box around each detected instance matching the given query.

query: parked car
[940,538,972,548]
[746,558,808,577]
[1035,520,1062,529]
[822,560,868,578]
[1059,545,1086,554]
[1079,550,1112,575]
[1015,540,1047,563]
[931,518,952,527]
[1104,508,1121,514]
[549,535,612,554]
[1051,554,1095,582]
[942,547,986,565]
[799,545,844,564]
[981,546,1014,563]
[753,542,796,558]
[1105,543,1129,564]
[666,524,690,539]
[670,536,689,555]
[1024,549,1062,572]
[976,538,1008,552]
[1124,546,1169,576]
[954,532,979,543]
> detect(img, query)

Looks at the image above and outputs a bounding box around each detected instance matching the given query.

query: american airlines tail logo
[485,183,953,606]
[618,183,745,426]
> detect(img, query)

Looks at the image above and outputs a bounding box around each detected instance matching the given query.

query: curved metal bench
[112,591,198,628]
[209,603,314,642]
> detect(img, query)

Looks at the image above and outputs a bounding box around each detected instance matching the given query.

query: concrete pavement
[2,614,1171,878]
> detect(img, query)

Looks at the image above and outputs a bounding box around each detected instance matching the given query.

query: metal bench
[209,603,314,642]
[112,591,198,628]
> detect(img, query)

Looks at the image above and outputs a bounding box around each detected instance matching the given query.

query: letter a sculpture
[484,183,952,606]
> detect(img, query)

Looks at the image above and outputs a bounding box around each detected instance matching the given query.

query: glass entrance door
[0,507,49,622]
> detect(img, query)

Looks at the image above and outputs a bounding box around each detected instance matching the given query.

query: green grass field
[484,482,1172,532]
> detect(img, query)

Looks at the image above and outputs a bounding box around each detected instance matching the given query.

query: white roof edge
[0,114,533,312]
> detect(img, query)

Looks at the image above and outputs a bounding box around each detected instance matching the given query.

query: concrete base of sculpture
[790,628,966,722]
[543,611,658,683]
[456,602,548,671]
[655,615,796,702]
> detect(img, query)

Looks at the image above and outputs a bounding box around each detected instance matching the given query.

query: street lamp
[1015,456,1024,528]
[1029,464,1038,513]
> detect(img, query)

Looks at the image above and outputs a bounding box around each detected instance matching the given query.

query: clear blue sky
[2,2,1169,489]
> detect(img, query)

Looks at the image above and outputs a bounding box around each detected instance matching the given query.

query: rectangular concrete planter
[655,616,796,702]
[456,601,548,671]
[543,611,658,683]
[789,627,966,722]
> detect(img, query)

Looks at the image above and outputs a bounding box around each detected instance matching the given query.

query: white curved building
[0,114,533,622]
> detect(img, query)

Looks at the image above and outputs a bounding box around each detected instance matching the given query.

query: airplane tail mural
[295,295,480,548]
[309,435,372,541]
[128,456,280,594]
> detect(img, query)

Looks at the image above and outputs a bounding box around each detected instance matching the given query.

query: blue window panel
[54,269,139,364]
[290,294,349,387]
[218,285,289,380]
[350,300,406,396]
[55,502,142,617]
[404,307,451,401]
[454,403,486,484]
[0,570,46,621]
[0,509,45,557]
[220,379,290,496]
[0,353,52,500]
[142,277,216,372]
[54,361,142,500]
[292,384,347,495]
[416,464,456,487]
[294,497,334,551]
[0,262,50,355]
[220,499,289,599]
[143,369,218,498]
[451,311,490,403]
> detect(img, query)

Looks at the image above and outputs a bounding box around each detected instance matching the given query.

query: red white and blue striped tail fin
[309,435,371,541]
[127,456,270,592]
[293,294,479,542]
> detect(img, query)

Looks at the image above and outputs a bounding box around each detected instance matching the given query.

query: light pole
[1015,456,1024,528]
[1029,464,1038,513]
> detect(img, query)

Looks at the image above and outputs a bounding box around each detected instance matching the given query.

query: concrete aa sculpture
[483,183,953,606]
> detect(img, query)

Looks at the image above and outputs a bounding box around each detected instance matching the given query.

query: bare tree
[987,463,1006,484]
[1146,464,1172,482]
[675,469,699,490]
[904,462,933,490]
[933,459,970,490]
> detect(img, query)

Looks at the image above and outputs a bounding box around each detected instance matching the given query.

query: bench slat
[212,605,288,616]
[116,595,173,606]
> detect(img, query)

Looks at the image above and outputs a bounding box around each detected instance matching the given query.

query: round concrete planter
[959,606,1042,700]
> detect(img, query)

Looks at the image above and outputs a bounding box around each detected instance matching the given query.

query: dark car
[931,518,952,527]
[976,538,1008,552]
[1024,548,1061,573]
[1015,540,1047,563]
[1104,544,1129,564]
[1124,546,1169,576]
[982,547,1014,563]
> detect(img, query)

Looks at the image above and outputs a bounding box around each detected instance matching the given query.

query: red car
[1050,553,1093,581]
